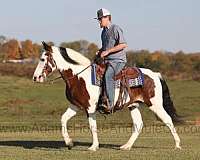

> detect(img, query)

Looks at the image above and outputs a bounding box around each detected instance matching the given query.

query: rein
[46,56,125,84]
[48,63,94,84]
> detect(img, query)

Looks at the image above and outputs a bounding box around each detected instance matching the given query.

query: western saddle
[94,59,144,114]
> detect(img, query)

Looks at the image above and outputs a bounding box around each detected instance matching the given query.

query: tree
[46,41,55,46]
[60,41,81,52]
[85,43,99,60]
[0,35,7,45]
[79,40,89,53]
[151,51,171,72]
[127,50,154,69]
[33,43,42,58]
[127,50,138,67]
[21,40,34,58]
[60,40,99,60]
[1,39,21,59]
[170,51,192,72]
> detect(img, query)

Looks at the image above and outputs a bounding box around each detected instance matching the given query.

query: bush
[0,63,36,78]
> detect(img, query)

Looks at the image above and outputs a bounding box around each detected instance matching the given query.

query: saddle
[114,67,142,81]
[92,63,144,87]
[113,67,144,111]
[92,62,144,114]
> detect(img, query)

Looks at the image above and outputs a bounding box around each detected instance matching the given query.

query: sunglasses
[97,16,108,21]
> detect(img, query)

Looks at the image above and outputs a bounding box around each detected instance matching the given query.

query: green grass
[0,75,200,160]
[0,126,199,160]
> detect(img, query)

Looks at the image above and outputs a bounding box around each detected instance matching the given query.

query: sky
[0,0,200,53]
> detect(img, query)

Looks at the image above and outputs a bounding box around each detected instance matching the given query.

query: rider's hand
[95,51,99,55]
[100,50,110,58]
[94,54,103,64]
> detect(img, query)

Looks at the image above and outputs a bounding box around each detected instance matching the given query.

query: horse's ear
[42,41,52,52]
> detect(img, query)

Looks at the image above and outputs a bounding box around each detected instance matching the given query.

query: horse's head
[33,42,57,82]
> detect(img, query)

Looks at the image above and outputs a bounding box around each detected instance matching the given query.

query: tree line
[0,36,199,80]
[0,36,99,61]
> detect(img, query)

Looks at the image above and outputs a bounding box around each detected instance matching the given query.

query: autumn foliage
[0,39,41,59]
[0,37,199,80]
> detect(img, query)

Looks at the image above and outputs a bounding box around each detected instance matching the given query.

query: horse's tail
[159,76,183,123]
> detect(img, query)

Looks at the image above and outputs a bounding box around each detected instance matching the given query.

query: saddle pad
[91,64,101,86]
[91,64,120,87]
[128,76,143,87]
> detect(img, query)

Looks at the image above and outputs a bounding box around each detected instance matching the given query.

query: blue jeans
[104,62,125,109]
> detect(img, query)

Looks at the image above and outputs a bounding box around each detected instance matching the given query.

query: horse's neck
[52,49,89,74]
[51,48,99,103]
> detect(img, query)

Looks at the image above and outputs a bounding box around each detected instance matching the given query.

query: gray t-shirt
[101,24,127,63]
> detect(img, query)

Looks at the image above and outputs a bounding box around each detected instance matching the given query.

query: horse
[33,42,182,151]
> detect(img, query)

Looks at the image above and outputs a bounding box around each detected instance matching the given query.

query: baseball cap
[94,8,111,19]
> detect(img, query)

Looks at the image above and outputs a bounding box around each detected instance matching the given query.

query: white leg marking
[146,69,181,149]
[61,105,78,146]
[149,106,181,149]
[88,113,99,151]
[120,107,143,150]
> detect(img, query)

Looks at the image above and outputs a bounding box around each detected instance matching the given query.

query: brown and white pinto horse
[33,42,182,151]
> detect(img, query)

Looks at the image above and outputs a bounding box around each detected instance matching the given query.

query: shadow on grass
[0,140,117,149]
[0,140,152,150]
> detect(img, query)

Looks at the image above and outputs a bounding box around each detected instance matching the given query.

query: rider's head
[95,8,111,28]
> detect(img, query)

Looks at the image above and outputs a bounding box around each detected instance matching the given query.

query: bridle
[40,52,57,83]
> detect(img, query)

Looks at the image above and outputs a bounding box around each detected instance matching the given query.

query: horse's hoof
[88,145,99,151]
[120,145,131,151]
[175,146,182,150]
[120,147,131,151]
[67,142,74,150]
[64,139,74,150]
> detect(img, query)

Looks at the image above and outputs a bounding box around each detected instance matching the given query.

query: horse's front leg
[61,105,78,148]
[88,112,99,151]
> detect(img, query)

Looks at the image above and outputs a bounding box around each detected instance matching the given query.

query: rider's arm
[101,25,127,57]
[107,43,127,54]
[101,43,127,57]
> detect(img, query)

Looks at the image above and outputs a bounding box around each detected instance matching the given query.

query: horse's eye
[40,58,45,62]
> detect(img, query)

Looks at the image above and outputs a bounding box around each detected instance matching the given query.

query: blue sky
[1,0,200,52]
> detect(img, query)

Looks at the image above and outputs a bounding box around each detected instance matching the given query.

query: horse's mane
[53,46,91,66]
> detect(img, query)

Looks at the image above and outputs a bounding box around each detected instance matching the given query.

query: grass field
[0,75,200,160]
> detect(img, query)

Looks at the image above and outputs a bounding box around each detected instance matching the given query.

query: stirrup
[97,104,112,114]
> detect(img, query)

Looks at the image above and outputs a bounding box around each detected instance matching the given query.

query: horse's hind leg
[61,105,78,147]
[120,106,143,150]
[149,105,181,149]
[88,112,99,151]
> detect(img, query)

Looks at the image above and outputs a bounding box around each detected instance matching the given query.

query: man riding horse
[94,8,128,113]
[32,8,182,151]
